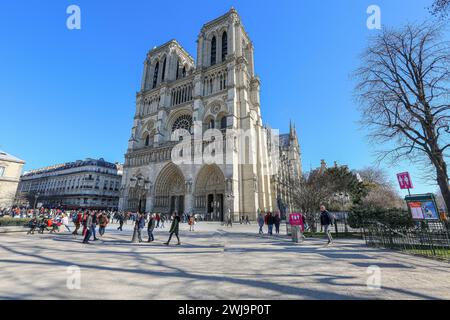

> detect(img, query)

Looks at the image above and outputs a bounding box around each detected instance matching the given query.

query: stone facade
[18,158,122,210]
[0,151,25,209]
[120,8,301,220]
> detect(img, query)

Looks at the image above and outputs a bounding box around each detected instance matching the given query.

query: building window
[222,31,228,61]
[176,60,180,79]
[172,115,193,133]
[152,62,159,88]
[220,116,227,129]
[182,66,186,78]
[161,58,166,82]
[0,166,4,177]
[211,36,217,65]
[145,135,150,146]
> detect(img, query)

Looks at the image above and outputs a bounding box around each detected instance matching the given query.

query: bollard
[292,225,302,243]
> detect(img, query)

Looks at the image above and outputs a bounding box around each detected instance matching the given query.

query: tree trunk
[436,164,450,213]
[430,140,450,213]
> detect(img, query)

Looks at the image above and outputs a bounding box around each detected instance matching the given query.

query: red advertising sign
[397,172,413,190]
[289,213,304,230]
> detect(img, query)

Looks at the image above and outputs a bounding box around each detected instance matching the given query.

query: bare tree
[292,166,368,230]
[292,170,331,231]
[430,0,450,17]
[357,167,405,209]
[354,23,450,212]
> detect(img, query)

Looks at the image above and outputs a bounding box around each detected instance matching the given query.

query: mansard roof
[22,158,120,177]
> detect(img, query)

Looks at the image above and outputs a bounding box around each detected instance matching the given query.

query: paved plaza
[0,222,449,300]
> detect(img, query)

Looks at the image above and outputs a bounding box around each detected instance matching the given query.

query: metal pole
[131,189,141,243]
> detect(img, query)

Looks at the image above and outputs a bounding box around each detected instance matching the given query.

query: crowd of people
[6,207,192,245]
[1,205,336,245]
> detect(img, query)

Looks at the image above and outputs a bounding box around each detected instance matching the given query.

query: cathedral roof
[279,134,291,148]
[201,7,238,31]
[147,39,194,63]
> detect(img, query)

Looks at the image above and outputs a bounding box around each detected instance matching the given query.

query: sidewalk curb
[0,226,28,233]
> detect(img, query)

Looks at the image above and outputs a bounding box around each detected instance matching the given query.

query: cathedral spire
[289,120,295,140]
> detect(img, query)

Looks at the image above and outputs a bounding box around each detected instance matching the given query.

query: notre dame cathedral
[119,8,301,221]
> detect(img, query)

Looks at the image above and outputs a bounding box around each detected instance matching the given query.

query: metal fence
[286,212,363,237]
[362,220,450,261]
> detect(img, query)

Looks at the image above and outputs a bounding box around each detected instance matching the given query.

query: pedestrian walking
[267,212,274,235]
[81,212,89,237]
[226,209,233,227]
[164,213,181,245]
[60,213,71,232]
[257,213,264,234]
[155,213,160,228]
[72,212,82,235]
[188,215,195,231]
[90,212,99,241]
[320,205,334,245]
[160,214,166,228]
[98,212,109,236]
[83,212,94,244]
[117,212,124,231]
[135,213,145,242]
[147,213,156,242]
[274,212,281,235]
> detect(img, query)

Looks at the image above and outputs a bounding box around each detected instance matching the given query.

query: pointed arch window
[222,31,228,61]
[211,36,217,66]
[176,60,180,79]
[145,135,150,146]
[182,66,186,78]
[152,62,159,89]
[161,58,167,82]
[220,116,227,129]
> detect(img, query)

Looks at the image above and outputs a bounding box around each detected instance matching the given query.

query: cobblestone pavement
[0,222,449,300]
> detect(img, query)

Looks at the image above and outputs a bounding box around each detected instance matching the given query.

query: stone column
[197,35,204,68]
[141,60,149,91]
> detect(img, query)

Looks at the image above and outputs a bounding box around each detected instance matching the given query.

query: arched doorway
[154,163,185,214]
[194,165,226,221]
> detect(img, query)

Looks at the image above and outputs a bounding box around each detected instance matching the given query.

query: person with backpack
[164,213,181,246]
[320,205,334,245]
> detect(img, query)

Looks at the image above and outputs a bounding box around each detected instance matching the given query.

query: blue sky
[0,0,444,195]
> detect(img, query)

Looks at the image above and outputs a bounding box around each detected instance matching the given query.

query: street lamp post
[226,193,234,225]
[131,177,151,243]
[33,192,41,219]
